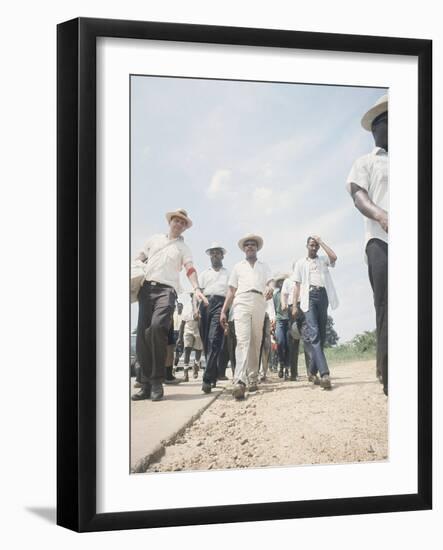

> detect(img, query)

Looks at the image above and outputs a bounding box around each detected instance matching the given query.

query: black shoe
[232,382,246,400]
[131,384,151,400]
[151,383,164,401]
[308,374,321,385]
[320,374,332,390]
[278,368,284,378]
[202,382,212,394]
[164,374,181,385]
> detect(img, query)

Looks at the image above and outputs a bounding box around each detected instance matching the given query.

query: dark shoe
[290,375,297,381]
[278,368,284,378]
[151,383,164,401]
[164,376,181,385]
[202,382,212,394]
[248,383,258,393]
[193,364,199,379]
[131,384,151,400]
[308,374,320,385]
[183,368,189,382]
[320,374,332,390]
[232,382,246,400]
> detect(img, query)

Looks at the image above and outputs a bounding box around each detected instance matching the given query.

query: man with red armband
[131,208,208,402]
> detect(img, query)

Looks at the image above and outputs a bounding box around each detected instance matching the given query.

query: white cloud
[206,169,233,199]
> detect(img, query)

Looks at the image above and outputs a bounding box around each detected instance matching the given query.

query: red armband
[186,266,196,277]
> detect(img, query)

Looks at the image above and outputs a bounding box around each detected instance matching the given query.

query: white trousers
[232,292,266,385]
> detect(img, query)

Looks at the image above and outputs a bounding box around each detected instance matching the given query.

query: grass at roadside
[297,347,375,368]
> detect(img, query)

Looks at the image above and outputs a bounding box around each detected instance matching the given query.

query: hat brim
[165,211,192,228]
[205,247,227,255]
[238,235,263,251]
[361,100,388,131]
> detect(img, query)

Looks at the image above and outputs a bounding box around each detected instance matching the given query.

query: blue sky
[131,75,386,342]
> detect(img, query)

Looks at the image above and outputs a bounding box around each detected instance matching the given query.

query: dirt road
[146,359,387,473]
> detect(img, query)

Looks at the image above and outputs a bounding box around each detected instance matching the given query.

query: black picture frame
[57,17,432,532]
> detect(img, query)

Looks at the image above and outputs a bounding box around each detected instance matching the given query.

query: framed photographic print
[57,17,432,532]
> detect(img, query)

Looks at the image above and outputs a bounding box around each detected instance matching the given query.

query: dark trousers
[287,311,300,377]
[275,319,289,367]
[199,296,225,384]
[366,238,388,395]
[136,282,176,384]
[302,287,329,377]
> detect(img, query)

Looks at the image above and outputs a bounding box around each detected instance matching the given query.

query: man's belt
[247,289,263,295]
[144,280,173,289]
[204,294,226,300]
[309,285,325,291]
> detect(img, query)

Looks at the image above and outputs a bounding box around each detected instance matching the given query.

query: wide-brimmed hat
[165,208,193,228]
[361,93,388,131]
[273,272,290,282]
[238,233,264,251]
[205,241,227,255]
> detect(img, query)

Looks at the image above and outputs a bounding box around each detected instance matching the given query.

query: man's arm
[291,282,301,317]
[311,235,338,264]
[349,182,388,233]
[220,286,237,329]
[184,261,209,306]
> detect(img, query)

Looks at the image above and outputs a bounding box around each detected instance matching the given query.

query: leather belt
[145,280,173,289]
[205,294,225,300]
[247,289,263,295]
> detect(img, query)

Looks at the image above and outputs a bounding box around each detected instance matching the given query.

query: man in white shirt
[346,94,388,396]
[292,236,338,390]
[198,242,230,393]
[221,233,273,399]
[131,208,208,402]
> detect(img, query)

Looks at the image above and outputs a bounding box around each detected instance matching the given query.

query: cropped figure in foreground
[221,234,273,400]
[346,94,388,396]
[131,208,208,402]
[292,236,339,390]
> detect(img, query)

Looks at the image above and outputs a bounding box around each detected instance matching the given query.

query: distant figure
[131,208,208,402]
[198,242,230,393]
[221,233,273,400]
[173,302,184,368]
[272,273,291,380]
[292,236,338,390]
[179,295,203,382]
[346,94,388,396]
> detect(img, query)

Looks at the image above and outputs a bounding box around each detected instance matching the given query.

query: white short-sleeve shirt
[199,266,230,297]
[228,260,273,295]
[346,147,388,253]
[292,255,339,313]
[281,278,295,307]
[137,233,193,293]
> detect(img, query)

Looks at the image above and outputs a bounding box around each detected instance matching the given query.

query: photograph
[130,75,389,475]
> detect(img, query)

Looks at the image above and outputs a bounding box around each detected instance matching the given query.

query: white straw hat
[238,233,264,251]
[205,241,227,255]
[165,208,193,228]
[361,94,388,131]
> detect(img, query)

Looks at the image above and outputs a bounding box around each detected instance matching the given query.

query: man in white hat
[131,209,208,402]
[292,235,338,390]
[197,242,230,393]
[220,234,273,399]
[346,94,388,396]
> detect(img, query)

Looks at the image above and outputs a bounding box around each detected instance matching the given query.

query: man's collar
[166,233,184,241]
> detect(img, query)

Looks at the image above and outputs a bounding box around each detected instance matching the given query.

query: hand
[195,288,209,306]
[220,311,228,330]
[311,234,322,245]
[376,210,388,233]
[292,305,299,318]
[281,304,288,312]
[264,286,273,300]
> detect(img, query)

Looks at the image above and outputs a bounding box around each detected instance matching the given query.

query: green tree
[324,315,339,347]
[352,330,376,353]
